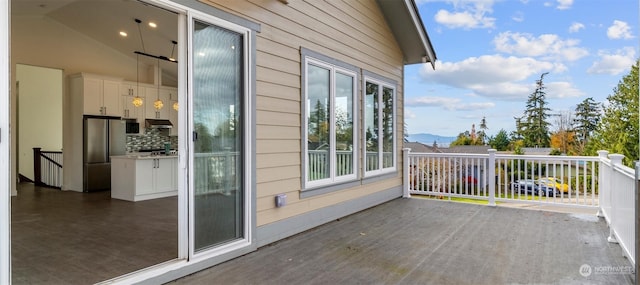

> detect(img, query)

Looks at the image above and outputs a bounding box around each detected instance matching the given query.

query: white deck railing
[194,151,239,195]
[596,151,636,266]
[402,148,637,266]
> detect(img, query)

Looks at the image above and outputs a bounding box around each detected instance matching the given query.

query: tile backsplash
[126,128,178,152]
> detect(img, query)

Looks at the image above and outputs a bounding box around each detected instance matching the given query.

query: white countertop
[111,153,178,160]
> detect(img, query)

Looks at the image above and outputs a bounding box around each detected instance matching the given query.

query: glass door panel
[192,19,244,252]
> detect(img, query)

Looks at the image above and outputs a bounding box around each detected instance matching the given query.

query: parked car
[510,180,557,196]
[538,177,569,193]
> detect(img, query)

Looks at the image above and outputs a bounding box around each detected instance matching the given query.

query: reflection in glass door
[191,20,244,252]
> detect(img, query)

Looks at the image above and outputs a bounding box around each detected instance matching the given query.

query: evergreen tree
[489,129,510,151]
[521,72,552,147]
[587,60,639,166]
[573,97,601,154]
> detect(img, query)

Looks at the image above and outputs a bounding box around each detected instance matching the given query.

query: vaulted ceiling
[12,0,179,77]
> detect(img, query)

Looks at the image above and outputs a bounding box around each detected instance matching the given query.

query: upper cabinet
[144,86,176,120]
[120,81,145,121]
[70,73,122,117]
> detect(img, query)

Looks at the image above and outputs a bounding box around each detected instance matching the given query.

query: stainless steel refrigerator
[83,116,126,192]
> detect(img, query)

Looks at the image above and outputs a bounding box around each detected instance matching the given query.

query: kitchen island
[111,154,178,202]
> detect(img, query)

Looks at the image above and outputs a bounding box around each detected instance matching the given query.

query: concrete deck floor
[171,198,635,285]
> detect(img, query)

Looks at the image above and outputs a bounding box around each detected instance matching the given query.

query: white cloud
[607,20,634,39]
[556,0,573,10]
[545,82,584,98]
[419,55,568,100]
[493,31,588,61]
[587,47,637,75]
[568,22,584,33]
[511,11,524,22]
[406,96,495,111]
[422,0,497,29]
[434,9,495,29]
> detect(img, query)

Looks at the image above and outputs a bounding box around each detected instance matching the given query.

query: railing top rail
[194,152,240,158]
[41,150,63,154]
[612,163,635,178]
[495,154,600,161]
[407,152,601,162]
[408,152,488,159]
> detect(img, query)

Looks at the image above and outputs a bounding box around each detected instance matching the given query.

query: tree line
[448,60,639,167]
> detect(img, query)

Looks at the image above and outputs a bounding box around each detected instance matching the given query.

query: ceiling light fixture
[154,58,163,110]
[168,40,177,62]
[132,53,143,108]
[133,18,177,63]
[148,22,157,28]
[119,31,128,37]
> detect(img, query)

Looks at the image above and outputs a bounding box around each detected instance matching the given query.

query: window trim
[362,71,397,177]
[301,48,359,192]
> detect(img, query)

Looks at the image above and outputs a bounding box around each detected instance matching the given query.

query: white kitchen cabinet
[71,74,121,116]
[169,99,178,136]
[144,86,171,120]
[121,95,142,119]
[111,156,177,202]
[120,81,141,97]
[164,87,179,136]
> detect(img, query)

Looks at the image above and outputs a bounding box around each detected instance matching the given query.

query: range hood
[145,119,173,129]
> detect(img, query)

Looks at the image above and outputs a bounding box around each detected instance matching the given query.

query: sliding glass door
[190,17,247,253]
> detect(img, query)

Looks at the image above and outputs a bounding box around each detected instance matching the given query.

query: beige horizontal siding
[255,178,301,198]
[256,96,300,113]
[256,125,299,140]
[256,110,300,127]
[256,81,300,102]
[256,152,300,169]
[256,165,300,184]
[201,0,406,227]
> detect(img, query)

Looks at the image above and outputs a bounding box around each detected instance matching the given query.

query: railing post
[635,161,639,282]
[33,147,42,185]
[607,154,625,244]
[488,149,496,207]
[403,148,411,198]
[596,150,609,218]
[224,148,232,195]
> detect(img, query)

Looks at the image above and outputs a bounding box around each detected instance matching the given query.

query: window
[303,55,357,189]
[364,76,396,176]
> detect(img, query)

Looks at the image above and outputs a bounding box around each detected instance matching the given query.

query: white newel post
[488,149,496,207]
[403,148,411,198]
[633,161,640,280]
[607,153,625,244]
[597,150,609,218]
[635,161,639,280]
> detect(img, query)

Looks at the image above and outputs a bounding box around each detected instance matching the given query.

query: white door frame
[1,0,11,283]
[186,8,253,261]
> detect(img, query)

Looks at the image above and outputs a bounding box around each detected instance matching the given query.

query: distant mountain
[407,133,456,147]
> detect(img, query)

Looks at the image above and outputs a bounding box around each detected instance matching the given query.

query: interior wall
[16,64,63,180]
[10,15,153,193]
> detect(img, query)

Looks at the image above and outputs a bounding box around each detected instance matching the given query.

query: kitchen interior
[11,0,182,283]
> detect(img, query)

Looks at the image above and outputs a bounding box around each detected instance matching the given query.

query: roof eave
[376,0,437,69]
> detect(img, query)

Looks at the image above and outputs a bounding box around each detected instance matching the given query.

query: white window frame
[363,76,397,177]
[303,57,358,190]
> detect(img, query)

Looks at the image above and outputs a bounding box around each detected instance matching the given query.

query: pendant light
[154,58,163,110]
[132,53,143,107]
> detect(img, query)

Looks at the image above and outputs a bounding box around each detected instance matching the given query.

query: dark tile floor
[11,183,178,284]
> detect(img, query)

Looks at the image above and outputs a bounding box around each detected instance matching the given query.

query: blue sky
[405,0,638,138]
